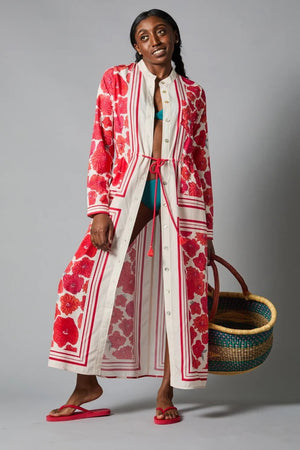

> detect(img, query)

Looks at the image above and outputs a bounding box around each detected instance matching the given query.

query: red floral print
[109,331,126,350]
[60,294,80,315]
[193,253,207,271]
[190,326,197,343]
[119,318,133,337]
[190,301,201,315]
[193,314,209,333]
[77,313,83,329]
[186,266,205,300]
[110,307,124,324]
[118,261,135,295]
[126,301,134,318]
[53,317,79,348]
[115,294,127,307]
[72,257,94,278]
[182,238,200,258]
[63,273,85,295]
[192,340,205,358]
[112,345,133,360]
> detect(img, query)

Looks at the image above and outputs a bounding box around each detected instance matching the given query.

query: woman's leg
[49,202,155,417]
[156,337,179,420]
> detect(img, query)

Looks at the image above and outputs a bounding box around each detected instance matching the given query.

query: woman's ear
[134,43,142,55]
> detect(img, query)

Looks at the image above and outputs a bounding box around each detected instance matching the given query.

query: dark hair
[130,9,187,78]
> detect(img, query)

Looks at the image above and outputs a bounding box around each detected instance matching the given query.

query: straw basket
[208,255,277,375]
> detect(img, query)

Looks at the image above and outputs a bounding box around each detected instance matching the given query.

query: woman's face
[134,16,178,69]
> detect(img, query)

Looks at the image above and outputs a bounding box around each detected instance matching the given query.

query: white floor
[1,395,299,450]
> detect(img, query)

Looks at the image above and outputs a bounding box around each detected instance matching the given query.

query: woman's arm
[87,69,115,217]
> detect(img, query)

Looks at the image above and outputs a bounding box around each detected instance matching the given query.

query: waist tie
[142,156,177,257]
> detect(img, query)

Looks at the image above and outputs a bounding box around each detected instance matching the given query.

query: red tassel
[147,246,154,257]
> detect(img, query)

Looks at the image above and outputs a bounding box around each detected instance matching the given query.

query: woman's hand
[90,213,114,251]
[207,239,215,263]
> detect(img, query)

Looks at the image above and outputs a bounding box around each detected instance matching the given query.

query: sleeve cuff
[87,204,109,217]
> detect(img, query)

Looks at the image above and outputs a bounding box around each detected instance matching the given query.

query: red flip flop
[46,404,111,422]
[154,406,181,425]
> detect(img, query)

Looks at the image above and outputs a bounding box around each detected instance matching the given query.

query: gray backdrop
[1,0,299,408]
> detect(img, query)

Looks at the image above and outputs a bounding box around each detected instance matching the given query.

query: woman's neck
[142,60,172,81]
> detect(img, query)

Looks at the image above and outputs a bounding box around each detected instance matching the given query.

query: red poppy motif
[195,233,207,246]
[118,261,135,295]
[63,273,85,295]
[125,301,134,318]
[88,190,97,205]
[193,314,209,333]
[192,340,205,358]
[119,318,133,337]
[90,147,113,173]
[88,174,107,193]
[190,326,197,343]
[190,301,201,316]
[186,266,205,300]
[60,294,80,315]
[202,331,208,345]
[182,238,200,258]
[72,257,94,278]
[115,294,127,307]
[110,307,124,325]
[193,253,207,271]
[97,94,113,116]
[115,73,128,96]
[112,345,133,360]
[192,355,201,369]
[53,317,79,348]
[109,331,126,350]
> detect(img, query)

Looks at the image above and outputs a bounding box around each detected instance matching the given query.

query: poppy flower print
[53,317,79,348]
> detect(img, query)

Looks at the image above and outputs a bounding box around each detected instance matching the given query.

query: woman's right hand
[90,213,114,251]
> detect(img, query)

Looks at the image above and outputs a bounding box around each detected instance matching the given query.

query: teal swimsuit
[141,109,163,211]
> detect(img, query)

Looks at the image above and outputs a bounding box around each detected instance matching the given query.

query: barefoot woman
[48,9,214,424]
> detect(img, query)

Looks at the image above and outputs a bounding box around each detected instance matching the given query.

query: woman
[47,9,214,424]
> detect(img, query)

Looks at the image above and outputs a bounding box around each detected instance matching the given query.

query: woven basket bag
[208,255,277,375]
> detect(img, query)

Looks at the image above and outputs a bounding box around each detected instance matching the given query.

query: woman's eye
[140,35,148,41]
[158,29,166,35]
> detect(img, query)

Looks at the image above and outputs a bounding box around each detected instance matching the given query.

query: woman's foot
[48,375,103,418]
[156,385,179,420]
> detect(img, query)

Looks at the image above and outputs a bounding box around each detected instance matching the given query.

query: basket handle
[208,254,251,322]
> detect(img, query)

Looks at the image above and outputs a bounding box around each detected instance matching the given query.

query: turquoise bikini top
[155,109,163,120]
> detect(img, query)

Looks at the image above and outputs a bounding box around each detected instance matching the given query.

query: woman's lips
[152,48,166,56]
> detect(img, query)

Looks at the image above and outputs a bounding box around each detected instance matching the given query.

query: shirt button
[162,90,167,93]
[164,267,169,272]
[163,181,167,185]
[165,118,170,123]
[167,289,170,294]
[163,224,168,229]
[164,246,168,250]
[164,100,169,103]
[163,202,167,207]
[165,139,169,143]
[166,311,171,316]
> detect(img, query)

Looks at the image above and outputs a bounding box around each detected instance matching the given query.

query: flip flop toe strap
[59,404,88,412]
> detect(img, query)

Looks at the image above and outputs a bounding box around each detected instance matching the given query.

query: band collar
[137,59,177,86]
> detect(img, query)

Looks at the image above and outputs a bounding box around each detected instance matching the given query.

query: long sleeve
[193,88,214,238]
[87,69,114,217]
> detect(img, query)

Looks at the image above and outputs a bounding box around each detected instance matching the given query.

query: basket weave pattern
[207,256,277,375]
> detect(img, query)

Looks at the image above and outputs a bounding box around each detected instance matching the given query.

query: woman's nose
[150,34,161,46]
